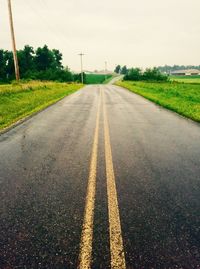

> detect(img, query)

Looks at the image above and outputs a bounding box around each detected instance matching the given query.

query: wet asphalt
[0,85,200,269]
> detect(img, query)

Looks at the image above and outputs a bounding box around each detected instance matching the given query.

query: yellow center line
[78,88,102,269]
[102,88,126,269]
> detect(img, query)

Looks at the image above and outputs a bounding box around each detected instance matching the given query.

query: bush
[0,45,75,83]
[124,68,143,81]
[143,68,168,81]
[124,67,168,82]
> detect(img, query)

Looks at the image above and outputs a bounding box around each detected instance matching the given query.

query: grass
[85,74,112,84]
[0,81,83,130]
[170,75,200,84]
[116,81,200,122]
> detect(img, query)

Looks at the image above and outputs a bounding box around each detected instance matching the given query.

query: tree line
[158,65,200,73]
[114,65,168,82]
[115,64,200,77]
[0,45,81,83]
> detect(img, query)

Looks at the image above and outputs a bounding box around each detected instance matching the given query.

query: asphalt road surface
[0,85,200,269]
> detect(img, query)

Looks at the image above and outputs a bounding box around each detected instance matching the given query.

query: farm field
[0,81,82,130]
[117,80,200,122]
[170,75,200,84]
[85,73,113,84]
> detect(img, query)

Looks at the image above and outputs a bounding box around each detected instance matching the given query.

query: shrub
[124,68,143,81]
[124,67,168,82]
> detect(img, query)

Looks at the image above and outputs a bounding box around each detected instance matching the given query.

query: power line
[6,1,83,74]
[23,0,73,51]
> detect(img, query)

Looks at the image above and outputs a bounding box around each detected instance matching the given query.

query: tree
[0,50,7,81]
[52,49,63,69]
[35,45,55,71]
[124,68,142,81]
[124,67,168,82]
[121,65,128,75]
[143,67,168,81]
[5,51,15,81]
[158,65,200,73]
[18,45,35,77]
[0,45,75,82]
[114,65,121,74]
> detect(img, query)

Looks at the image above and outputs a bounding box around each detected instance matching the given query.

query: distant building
[171,69,200,76]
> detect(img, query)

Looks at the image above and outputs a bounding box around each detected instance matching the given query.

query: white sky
[1,0,200,71]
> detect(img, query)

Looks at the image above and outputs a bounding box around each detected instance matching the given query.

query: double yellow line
[78,88,126,269]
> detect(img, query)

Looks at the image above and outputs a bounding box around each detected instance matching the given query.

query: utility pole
[105,61,107,81]
[7,0,20,81]
[78,53,85,84]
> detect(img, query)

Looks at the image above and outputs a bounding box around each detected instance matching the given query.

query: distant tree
[5,51,15,81]
[143,67,168,81]
[158,65,200,74]
[0,45,75,83]
[52,49,63,69]
[34,45,55,71]
[18,45,35,77]
[121,65,128,75]
[114,65,121,74]
[0,50,7,81]
[124,67,168,82]
[124,68,142,81]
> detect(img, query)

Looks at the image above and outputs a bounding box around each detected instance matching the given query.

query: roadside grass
[0,81,83,130]
[102,73,121,84]
[170,75,200,84]
[103,75,116,84]
[117,81,200,122]
[85,74,112,84]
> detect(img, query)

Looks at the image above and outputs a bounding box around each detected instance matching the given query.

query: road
[0,85,200,269]
[108,75,124,85]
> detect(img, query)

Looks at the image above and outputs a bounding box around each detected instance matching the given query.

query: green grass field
[85,74,113,84]
[117,81,200,122]
[0,81,82,130]
[170,75,200,84]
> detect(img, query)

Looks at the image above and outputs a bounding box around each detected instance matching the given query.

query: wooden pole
[78,53,84,84]
[7,0,20,81]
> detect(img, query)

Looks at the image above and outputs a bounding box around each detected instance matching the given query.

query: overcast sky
[1,0,200,71]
